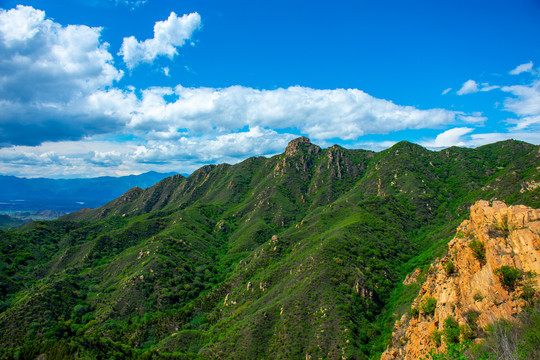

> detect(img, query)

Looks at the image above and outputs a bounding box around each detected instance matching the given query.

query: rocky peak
[119,186,143,202]
[284,136,320,157]
[382,200,540,360]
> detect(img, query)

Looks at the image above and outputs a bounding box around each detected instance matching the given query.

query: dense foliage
[0,138,539,359]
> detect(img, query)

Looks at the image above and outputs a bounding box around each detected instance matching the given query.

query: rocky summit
[0,138,539,359]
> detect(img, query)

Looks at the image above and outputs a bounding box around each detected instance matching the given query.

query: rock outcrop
[284,136,321,157]
[382,200,540,360]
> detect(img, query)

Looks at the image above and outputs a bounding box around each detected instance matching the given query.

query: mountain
[0,171,178,214]
[0,138,539,359]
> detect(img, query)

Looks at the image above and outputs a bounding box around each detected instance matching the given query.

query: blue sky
[1,0,539,178]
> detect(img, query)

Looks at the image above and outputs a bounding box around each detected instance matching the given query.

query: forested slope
[1,138,539,359]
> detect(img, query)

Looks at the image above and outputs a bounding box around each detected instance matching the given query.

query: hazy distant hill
[0,214,24,230]
[0,171,178,213]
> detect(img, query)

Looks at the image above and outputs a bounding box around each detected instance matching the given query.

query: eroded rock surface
[382,200,540,360]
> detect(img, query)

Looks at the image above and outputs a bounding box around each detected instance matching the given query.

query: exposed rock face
[381,200,540,360]
[285,136,320,156]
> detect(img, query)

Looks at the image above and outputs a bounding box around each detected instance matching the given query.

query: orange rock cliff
[381,200,540,360]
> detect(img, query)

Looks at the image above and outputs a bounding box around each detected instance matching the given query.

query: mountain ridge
[0,138,539,359]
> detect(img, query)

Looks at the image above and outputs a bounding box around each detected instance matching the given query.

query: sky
[0,0,539,178]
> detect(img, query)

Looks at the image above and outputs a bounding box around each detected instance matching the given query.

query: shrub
[468,239,485,264]
[421,297,437,316]
[421,342,469,360]
[471,304,540,360]
[494,266,522,291]
[460,324,474,340]
[410,307,420,318]
[444,260,455,275]
[430,330,442,346]
[520,279,537,303]
[444,316,460,345]
[465,310,480,332]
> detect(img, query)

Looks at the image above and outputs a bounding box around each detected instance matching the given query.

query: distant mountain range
[0,171,178,215]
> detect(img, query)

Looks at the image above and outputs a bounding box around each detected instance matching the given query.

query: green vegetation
[430,330,442,346]
[443,316,460,345]
[472,303,540,360]
[425,304,540,360]
[421,342,470,360]
[444,260,455,275]
[421,297,438,316]
[468,239,486,265]
[494,265,522,291]
[0,138,539,359]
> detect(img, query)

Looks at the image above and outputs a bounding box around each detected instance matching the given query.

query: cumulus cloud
[509,61,533,75]
[456,80,499,95]
[123,85,458,141]
[457,80,479,95]
[0,5,124,146]
[0,6,122,101]
[420,127,474,148]
[119,12,201,69]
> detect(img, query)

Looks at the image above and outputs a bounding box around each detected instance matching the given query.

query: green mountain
[0,137,539,359]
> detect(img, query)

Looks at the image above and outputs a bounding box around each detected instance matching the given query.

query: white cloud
[480,84,499,92]
[456,80,499,96]
[501,80,540,117]
[457,80,479,95]
[499,66,540,131]
[506,115,540,130]
[0,6,122,101]
[122,85,458,141]
[509,61,533,75]
[116,0,147,9]
[0,5,124,145]
[457,114,487,124]
[468,131,540,147]
[420,127,540,151]
[0,128,297,178]
[119,12,201,69]
[420,127,474,148]
[442,88,452,95]
[351,140,397,152]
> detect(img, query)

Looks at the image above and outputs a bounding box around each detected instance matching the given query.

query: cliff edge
[382,200,540,359]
